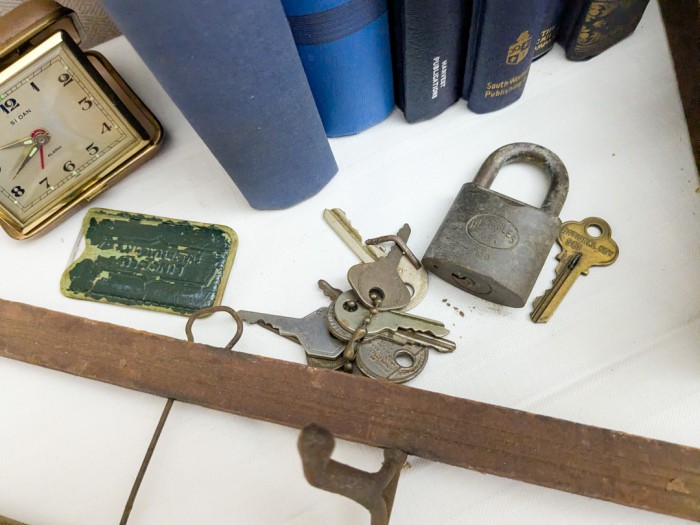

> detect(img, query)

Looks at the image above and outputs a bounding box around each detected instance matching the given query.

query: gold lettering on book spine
[574,0,639,55]
[506,31,532,65]
[483,69,529,98]
[535,25,559,52]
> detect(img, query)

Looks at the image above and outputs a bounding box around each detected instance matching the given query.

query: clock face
[0,32,145,231]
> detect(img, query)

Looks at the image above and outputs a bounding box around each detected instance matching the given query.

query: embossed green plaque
[61,208,237,315]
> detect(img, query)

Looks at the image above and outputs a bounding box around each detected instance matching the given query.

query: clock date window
[0,33,142,226]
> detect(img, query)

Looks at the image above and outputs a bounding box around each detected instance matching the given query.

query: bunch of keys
[531,217,619,323]
[238,209,455,383]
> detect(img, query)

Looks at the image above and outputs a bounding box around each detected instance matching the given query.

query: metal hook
[121,305,244,525]
[185,305,244,350]
[365,232,422,269]
[298,424,407,525]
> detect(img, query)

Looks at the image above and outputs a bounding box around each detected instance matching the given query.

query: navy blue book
[462,0,548,113]
[534,0,566,59]
[282,0,395,137]
[558,0,651,61]
[101,0,338,210]
[389,0,471,123]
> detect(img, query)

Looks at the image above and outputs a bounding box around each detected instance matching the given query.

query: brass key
[323,209,429,310]
[531,217,619,323]
[346,224,415,311]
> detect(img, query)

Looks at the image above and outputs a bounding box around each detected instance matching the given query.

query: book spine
[100,0,338,210]
[534,0,567,59]
[556,0,588,45]
[461,0,548,114]
[388,0,471,123]
[558,0,651,61]
[282,0,395,137]
[461,0,484,104]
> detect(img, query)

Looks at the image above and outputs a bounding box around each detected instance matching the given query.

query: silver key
[239,307,344,360]
[334,290,449,338]
[307,354,349,371]
[383,328,456,354]
[318,279,343,302]
[326,301,355,341]
[326,300,455,353]
[347,224,412,311]
[355,335,428,383]
[323,208,428,310]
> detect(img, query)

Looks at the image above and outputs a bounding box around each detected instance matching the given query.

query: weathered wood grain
[0,516,27,525]
[0,298,698,521]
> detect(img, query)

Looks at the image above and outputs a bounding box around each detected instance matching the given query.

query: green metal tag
[61,208,238,315]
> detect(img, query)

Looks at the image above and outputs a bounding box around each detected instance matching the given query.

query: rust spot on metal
[298,424,406,525]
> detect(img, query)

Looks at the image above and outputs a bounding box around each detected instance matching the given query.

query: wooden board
[0,297,698,521]
[657,0,700,173]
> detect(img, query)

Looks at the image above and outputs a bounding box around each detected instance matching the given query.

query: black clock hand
[12,144,38,179]
[12,129,50,179]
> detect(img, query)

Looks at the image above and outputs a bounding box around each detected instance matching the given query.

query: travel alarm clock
[0,0,162,239]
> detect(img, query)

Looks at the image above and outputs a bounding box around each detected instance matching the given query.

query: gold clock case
[0,0,163,240]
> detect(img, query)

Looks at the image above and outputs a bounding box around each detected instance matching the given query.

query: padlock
[422,143,569,308]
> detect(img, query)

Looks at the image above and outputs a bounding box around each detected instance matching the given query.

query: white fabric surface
[0,1,698,523]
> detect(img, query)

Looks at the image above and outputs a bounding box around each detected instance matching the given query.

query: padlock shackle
[473,143,569,216]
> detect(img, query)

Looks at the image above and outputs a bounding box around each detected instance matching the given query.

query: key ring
[185,305,244,350]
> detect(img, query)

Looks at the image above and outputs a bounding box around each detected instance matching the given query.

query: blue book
[534,0,567,59]
[462,0,547,113]
[282,0,395,137]
[101,0,338,210]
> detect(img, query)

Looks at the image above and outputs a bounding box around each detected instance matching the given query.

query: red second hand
[31,128,48,170]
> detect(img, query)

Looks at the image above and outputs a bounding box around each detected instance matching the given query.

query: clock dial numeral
[1,98,20,114]
[78,96,93,111]
[58,73,73,86]
[11,186,25,197]
[0,34,145,232]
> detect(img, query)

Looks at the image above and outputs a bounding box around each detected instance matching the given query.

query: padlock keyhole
[452,273,476,288]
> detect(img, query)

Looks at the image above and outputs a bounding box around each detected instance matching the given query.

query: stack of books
[101,0,651,210]
[284,0,651,130]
